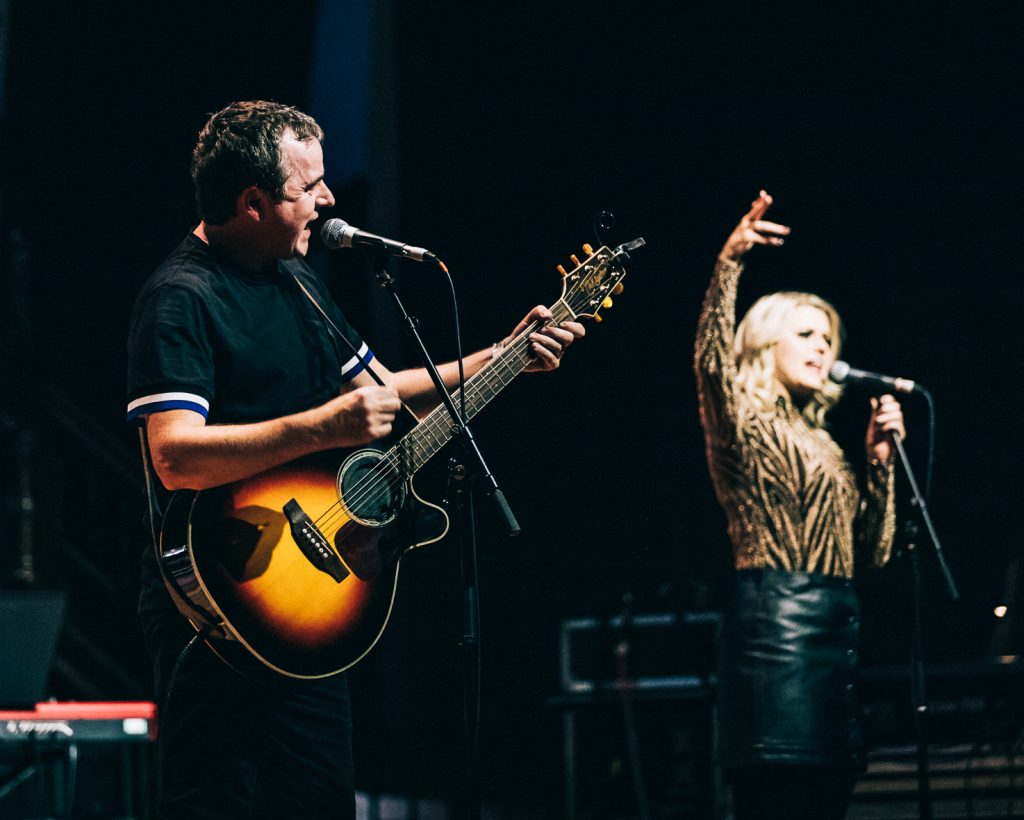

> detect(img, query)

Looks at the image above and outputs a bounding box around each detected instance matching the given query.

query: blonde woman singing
[694,191,905,819]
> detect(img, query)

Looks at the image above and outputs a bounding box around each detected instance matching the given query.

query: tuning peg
[569,254,581,266]
[593,313,603,324]
[582,243,594,255]
[612,282,624,295]
[602,296,613,309]
[556,264,567,277]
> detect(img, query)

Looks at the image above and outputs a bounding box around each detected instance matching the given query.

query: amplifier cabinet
[554,612,721,819]
[559,611,720,695]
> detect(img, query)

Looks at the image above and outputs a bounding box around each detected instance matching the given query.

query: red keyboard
[0,701,157,742]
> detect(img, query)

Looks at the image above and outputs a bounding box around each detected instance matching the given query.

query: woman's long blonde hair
[734,291,844,428]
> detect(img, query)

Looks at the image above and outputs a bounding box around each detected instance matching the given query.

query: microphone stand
[890,427,958,820]
[368,250,518,820]
[448,458,481,820]
[612,592,652,820]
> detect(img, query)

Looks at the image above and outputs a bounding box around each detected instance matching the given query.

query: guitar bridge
[283,499,350,584]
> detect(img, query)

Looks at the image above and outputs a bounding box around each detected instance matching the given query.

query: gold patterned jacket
[694,258,896,579]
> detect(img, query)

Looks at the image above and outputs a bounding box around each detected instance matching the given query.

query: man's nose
[318,183,336,208]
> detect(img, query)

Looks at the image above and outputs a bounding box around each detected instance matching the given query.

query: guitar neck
[394,299,574,474]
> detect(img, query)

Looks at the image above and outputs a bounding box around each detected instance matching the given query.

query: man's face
[263,131,335,259]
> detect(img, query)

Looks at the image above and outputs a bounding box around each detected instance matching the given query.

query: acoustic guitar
[158,241,638,678]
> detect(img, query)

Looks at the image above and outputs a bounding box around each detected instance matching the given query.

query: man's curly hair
[191,100,324,225]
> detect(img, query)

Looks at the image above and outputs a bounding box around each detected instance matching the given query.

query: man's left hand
[504,305,586,372]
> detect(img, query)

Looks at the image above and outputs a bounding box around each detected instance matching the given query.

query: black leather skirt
[717,568,865,771]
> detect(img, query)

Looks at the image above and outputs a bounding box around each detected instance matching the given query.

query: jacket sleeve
[856,458,897,568]
[694,258,744,450]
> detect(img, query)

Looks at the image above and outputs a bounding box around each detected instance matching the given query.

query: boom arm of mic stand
[891,432,958,601]
[371,256,520,537]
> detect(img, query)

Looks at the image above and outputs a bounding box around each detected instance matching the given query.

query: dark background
[1,1,1021,813]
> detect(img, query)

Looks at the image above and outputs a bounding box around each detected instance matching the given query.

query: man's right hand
[321,385,401,447]
[145,385,401,491]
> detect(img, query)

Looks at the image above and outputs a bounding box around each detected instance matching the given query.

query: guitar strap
[141,427,218,701]
[289,273,389,389]
[137,426,163,548]
[138,426,224,631]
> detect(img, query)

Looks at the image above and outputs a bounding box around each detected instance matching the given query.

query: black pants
[147,612,355,820]
[731,764,854,820]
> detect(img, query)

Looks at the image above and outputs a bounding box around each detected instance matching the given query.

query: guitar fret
[411,422,442,471]
[421,419,444,452]
[408,438,428,472]
[392,335,534,470]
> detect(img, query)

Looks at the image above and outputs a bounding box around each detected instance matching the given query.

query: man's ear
[238,185,264,221]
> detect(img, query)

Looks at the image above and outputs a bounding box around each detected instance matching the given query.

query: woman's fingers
[721,191,787,262]
[751,219,791,236]
[872,395,906,438]
[744,228,785,246]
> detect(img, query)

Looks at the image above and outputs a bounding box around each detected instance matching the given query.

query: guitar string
[288,318,531,542]
[306,265,612,548]
[309,322,542,541]
[318,291,582,526]
[323,348,532,544]
[311,283,619,538]
[309,300,567,534]
[310,289,579,543]
[311,340,531,543]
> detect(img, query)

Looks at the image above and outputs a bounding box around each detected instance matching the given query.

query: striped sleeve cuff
[341,343,374,381]
[127,391,210,422]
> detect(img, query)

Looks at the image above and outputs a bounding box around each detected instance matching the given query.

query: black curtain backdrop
[3,0,1022,809]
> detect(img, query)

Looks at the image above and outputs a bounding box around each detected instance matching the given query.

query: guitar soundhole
[336,449,406,527]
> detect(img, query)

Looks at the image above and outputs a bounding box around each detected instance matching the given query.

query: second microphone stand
[890,402,957,820]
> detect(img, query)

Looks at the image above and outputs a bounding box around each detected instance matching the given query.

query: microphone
[829,360,921,394]
[320,218,435,262]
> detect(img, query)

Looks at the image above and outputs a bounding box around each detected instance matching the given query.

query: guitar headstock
[557,239,641,323]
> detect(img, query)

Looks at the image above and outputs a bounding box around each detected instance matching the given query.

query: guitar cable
[144,627,211,818]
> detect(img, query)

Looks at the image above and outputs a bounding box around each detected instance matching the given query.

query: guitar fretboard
[388,299,574,475]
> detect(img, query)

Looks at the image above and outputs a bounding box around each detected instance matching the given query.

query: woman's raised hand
[719,190,791,263]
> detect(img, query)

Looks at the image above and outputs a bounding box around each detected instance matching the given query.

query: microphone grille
[320,218,349,249]
[828,360,850,384]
